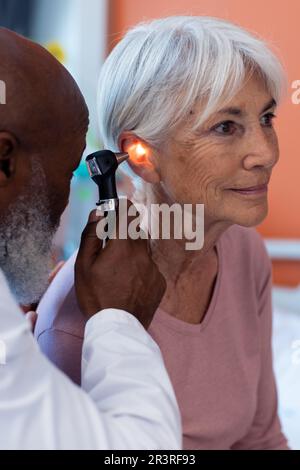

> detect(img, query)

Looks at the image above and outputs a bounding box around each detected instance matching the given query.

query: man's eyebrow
[216,98,277,117]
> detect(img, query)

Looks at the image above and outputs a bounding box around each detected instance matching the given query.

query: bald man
[0,28,181,450]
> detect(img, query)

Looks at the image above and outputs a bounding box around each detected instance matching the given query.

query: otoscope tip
[116,153,130,165]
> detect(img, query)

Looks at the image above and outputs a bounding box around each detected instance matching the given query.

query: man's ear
[0,132,18,186]
[118,132,161,184]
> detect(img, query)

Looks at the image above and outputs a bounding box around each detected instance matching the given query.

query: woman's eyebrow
[216,106,243,116]
[261,98,277,113]
[216,98,277,117]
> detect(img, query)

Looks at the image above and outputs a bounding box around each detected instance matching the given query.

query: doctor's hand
[75,200,166,329]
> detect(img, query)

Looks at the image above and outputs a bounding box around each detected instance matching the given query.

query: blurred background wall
[0,0,35,36]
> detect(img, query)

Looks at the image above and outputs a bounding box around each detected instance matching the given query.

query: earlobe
[118,132,161,184]
[0,132,17,185]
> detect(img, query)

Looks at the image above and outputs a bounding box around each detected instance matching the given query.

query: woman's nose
[242,127,279,170]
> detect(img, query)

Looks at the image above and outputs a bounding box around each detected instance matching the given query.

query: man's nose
[242,126,279,170]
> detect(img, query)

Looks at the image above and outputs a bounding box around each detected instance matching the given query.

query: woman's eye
[213,121,236,135]
[261,112,276,127]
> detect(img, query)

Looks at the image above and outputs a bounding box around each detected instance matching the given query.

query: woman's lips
[229,184,268,196]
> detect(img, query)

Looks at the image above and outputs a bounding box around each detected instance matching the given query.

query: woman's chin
[232,204,268,227]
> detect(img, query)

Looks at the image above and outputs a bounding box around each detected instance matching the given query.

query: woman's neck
[142,183,232,283]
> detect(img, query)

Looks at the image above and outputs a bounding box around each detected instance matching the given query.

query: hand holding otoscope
[75,147,166,329]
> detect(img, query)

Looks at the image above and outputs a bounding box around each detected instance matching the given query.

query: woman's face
[157,74,279,228]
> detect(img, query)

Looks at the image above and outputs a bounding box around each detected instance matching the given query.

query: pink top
[35,225,288,450]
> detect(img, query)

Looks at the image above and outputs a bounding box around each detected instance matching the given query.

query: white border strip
[265,239,300,260]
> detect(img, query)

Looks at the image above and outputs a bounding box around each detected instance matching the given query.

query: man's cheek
[49,188,70,227]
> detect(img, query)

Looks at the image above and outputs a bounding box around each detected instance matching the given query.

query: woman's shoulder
[221,224,266,249]
[35,252,84,338]
[219,224,271,276]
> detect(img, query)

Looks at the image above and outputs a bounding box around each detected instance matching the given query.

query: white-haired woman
[36,16,289,449]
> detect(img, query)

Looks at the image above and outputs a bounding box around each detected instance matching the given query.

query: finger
[21,303,38,313]
[76,210,106,271]
[25,311,38,332]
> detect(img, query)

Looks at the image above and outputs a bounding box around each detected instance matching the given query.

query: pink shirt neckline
[152,234,223,336]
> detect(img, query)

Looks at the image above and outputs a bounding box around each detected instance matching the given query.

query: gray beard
[0,159,58,305]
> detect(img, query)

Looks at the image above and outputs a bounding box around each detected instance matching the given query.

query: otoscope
[86,150,129,212]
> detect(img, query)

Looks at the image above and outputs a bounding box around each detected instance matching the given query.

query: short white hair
[98,16,286,151]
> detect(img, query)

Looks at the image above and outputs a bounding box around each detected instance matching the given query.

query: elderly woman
[35,16,289,449]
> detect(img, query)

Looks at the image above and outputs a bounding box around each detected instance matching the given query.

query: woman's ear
[118,132,161,184]
[0,132,17,186]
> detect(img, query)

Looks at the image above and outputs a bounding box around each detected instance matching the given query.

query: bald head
[0,28,89,218]
[0,28,89,150]
[0,28,90,304]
